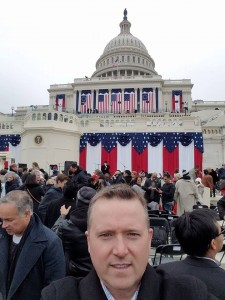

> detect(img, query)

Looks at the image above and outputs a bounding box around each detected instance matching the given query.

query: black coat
[161,182,175,203]
[143,178,162,203]
[71,167,89,190]
[157,256,225,300]
[217,195,225,220]
[52,207,92,278]
[0,214,65,300]
[38,186,63,222]
[5,180,19,194]
[41,264,218,300]
[44,196,76,228]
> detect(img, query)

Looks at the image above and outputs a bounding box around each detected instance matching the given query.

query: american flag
[142,91,153,113]
[98,93,109,113]
[81,93,92,113]
[55,94,65,112]
[172,90,182,113]
[124,92,135,113]
[111,92,122,114]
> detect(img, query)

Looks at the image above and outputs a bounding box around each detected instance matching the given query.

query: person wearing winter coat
[52,186,97,278]
[174,170,200,216]
[44,182,77,228]
[38,173,69,222]
[5,173,20,194]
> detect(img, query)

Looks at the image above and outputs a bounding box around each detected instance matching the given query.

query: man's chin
[6,230,14,235]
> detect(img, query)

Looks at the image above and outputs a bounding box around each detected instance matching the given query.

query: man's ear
[85,230,91,253]
[148,228,153,247]
[25,209,31,219]
[209,238,217,251]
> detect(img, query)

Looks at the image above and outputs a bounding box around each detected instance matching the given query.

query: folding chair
[153,244,185,266]
[193,204,209,209]
[161,214,179,241]
[150,217,170,248]
[148,209,160,215]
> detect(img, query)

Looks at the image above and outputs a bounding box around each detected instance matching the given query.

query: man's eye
[99,233,112,238]
[128,232,140,237]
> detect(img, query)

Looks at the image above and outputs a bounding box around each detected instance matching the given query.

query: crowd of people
[0,161,225,299]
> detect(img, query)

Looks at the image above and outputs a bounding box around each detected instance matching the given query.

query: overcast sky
[1,0,225,114]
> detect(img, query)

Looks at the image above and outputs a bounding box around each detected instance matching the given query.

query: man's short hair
[87,184,149,229]
[70,162,78,169]
[56,173,69,183]
[203,169,209,175]
[163,173,171,179]
[0,190,33,215]
[175,209,220,256]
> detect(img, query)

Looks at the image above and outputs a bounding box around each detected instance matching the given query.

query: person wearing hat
[195,177,205,203]
[52,186,97,278]
[174,170,200,216]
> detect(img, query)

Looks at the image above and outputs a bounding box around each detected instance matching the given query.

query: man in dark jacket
[143,172,161,209]
[0,190,65,300]
[44,182,77,228]
[157,209,225,300]
[69,163,89,189]
[158,173,175,212]
[38,173,69,222]
[41,185,217,300]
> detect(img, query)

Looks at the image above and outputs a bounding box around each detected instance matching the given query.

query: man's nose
[2,220,8,228]
[113,236,128,256]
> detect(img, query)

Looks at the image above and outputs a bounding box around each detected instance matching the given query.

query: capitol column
[135,88,138,113]
[152,87,155,113]
[121,88,124,114]
[109,89,112,113]
[91,89,94,113]
[78,91,81,113]
[96,89,99,113]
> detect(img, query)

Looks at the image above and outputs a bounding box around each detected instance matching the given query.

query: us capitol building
[0,9,225,175]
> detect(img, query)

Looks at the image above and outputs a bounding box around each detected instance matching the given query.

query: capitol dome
[92,9,158,78]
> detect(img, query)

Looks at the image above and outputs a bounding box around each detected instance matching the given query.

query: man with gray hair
[0,190,65,300]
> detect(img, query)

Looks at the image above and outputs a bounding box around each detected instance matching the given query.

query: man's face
[58,180,68,189]
[151,173,157,180]
[163,177,170,184]
[86,198,152,297]
[104,173,111,181]
[69,166,77,174]
[7,174,14,182]
[0,203,31,236]
[214,222,225,253]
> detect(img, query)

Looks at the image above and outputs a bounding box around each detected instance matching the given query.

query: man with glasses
[157,209,225,300]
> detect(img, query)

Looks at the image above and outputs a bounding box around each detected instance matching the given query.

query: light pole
[165,100,168,112]
[11,106,14,116]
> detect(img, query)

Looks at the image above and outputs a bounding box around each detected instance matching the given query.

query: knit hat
[76,186,97,208]
[182,170,189,177]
